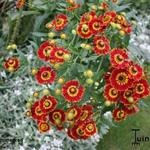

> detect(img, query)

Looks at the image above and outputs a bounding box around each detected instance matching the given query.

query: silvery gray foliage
[128,14,150,63]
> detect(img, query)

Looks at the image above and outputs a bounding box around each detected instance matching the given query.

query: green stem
[10,9,23,44]
[97,56,104,72]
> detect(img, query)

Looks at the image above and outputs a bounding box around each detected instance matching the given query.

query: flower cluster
[37,41,70,64]
[28,93,97,139]
[103,48,150,122]
[25,0,150,142]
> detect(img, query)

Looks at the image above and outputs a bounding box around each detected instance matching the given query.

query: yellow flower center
[136,84,144,94]
[109,88,118,98]
[114,54,124,64]
[67,86,79,97]
[41,71,51,80]
[97,41,105,49]
[116,72,128,85]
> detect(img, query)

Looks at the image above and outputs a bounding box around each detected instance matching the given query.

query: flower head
[4,57,20,72]
[112,108,126,122]
[110,69,132,91]
[40,96,58,113]
[93,36,110,55]
[31,101,46,121]
[35,66,56,85]
[50,47,70,63]
[133,79,149,99]
[53,14,68,31]
[77,24,93,39]
[37,41,56,61]
[49,109,66,130]
[104,84,119,102]
[110,48,129,69]
[38,121,50,133]
[62,80,84,102]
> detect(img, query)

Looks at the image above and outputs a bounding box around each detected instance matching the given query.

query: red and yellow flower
[110,69,132,91]
[84,121,97,136]
[52,14,68,31]
[120,88,138,105]
[35,66,56,85]
[40,96,58,113]
[38,121,50,133]
[128,63,143,81]
[37,41,56,61]
[16,0,26,9]
[66,105,81,121]
[80,11,97,24]
[66,0,81,12]
[49,109,66,130]
[99,11,116,27]
[79,104,93,122]
[89,18,104,35]
[68,124,88,140]
[31,101,46,121]
[50,47,69,63]
[93,36,110,55]
[133,79,149,99]
[110,48,129,69]
[77,23,93,39]
[104,84,119,102]
[112,108,126,122]
[62,80,84,102]
[4,57,20,71]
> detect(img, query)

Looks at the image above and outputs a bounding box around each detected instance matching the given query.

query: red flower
[133,79,149,99]
[101,2,109,10]
[62,80,84,102]
[110,48,129,69]
[110,69,132,91]
[80,11,97,24]
[4,57,20,71]
[89,18,104,35]
[128,63,143,81]
[115,15,126,26]
[67,3,81,11]
[40,96,58,113]
[38,121,50,133]
[69,124,88,140]
[50,47,69,63]
[120,88,138,105]
[93,36,110,55]
[124,105,139,115]
[84,121,97,136]
[49,109,66,130]
[99,11,116,27]
[112,108,126,122]
[35,66,56,85]
[104,84,119,102]
[77,24,93,39]
[37,41,56,61]
[78,104,93,122]
[66,105,82,121]
[53,14,68,31]
[16,0,25,9]
[31,101,46,121]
